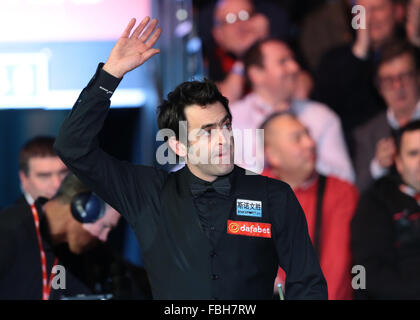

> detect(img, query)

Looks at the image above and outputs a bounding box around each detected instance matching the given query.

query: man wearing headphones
[0,173,152,300]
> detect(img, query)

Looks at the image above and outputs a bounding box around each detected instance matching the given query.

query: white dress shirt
[230,93,355,183]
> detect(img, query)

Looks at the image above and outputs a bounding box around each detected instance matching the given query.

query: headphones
[70,192,106,223]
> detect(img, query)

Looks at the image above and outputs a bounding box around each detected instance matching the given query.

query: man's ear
[168,136,187,158]
[264,144,281,168]
[393,2,405,24]
[395,154,403,175]
[19,170,29,190]
[248,65,264,88]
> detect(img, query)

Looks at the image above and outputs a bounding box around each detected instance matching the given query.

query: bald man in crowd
[262,112,359,300]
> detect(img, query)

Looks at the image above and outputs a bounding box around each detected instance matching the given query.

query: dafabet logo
[228,222,240,233]
[227,220,271,238]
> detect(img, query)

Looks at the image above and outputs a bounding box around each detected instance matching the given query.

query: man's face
[212,0,269,56]
[265,115,316,180]
[378,53,419,115]
[20,156,69,200]
[67,205,120,254]
[257,41,300,100]
[183,102,235,181]
[396,129,420,192]
[82,205,121,242]
[358,0,396,47]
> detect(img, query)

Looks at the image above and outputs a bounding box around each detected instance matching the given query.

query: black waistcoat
[137,165,278,299]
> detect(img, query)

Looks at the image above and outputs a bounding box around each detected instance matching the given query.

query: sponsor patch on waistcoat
[236,199,262,217]
[227,220,271,238]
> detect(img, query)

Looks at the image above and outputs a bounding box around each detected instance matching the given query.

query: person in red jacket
[261,112,359,299]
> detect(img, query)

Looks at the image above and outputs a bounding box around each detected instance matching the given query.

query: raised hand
[352,8,371,59]
[103,17,161,78]
[375,137,396,169]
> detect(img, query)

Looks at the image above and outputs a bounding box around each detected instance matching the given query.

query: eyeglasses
[378,70,417,89]
[215,10,254,26]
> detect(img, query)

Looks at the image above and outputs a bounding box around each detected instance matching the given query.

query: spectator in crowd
[261,112,358,300]
[299,0,354,72]
[0,173,152,300]
[198,0,291,103]
[353,40,420,192]
[313,0,407,151]
[208,0,270,103]
[17,136,69,205]
[351,120,420,299]
[230,38,354,183]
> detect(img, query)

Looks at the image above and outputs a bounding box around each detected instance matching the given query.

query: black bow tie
[190,176,231,198]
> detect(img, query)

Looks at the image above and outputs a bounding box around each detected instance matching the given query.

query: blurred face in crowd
[377,53,420,117]
[212,0,269,57]
[82,205,121,242]
[396,129,420,192]
[19,156,69,201]
[178,102,234,182]
[264,114,316,184]
[358,0,397,47]
[250,41,300,101]
[68,204,120,254]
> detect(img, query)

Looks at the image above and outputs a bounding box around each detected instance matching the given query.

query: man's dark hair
[19,136,57,176]
[376,40,420,76]
[157,79,231,141]
[395,120,420,154]
[242,37,289,87]
[51,173,91,204]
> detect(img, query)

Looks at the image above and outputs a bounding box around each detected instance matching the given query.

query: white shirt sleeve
[298,101,355,183]
[369,157,389,180]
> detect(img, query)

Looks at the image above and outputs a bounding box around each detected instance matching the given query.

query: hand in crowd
[103,17,161,79]
[375,137,396,168]
[352,9,371,59]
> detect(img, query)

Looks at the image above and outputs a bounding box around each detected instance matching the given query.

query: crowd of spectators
[196,0,420,299]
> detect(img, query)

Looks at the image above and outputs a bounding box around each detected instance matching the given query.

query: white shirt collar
[387,99,420,129]
[248,93,275,114]
[250,93,299,114]
[23,191,35,205]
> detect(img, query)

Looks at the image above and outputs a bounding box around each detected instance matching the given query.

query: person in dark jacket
[313,0,407,151]
[0,173,152,300]
[54,16,327,300]
[17,136,69,206]
[351,120,420,299]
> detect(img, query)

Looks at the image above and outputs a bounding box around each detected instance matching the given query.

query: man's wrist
[231,61,245,76]
[370,157,389,179]
[90,63,123,97]
[352,43,368,60]
[102,62,124,79]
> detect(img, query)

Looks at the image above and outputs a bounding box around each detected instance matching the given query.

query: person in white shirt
[230,38,354,183]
